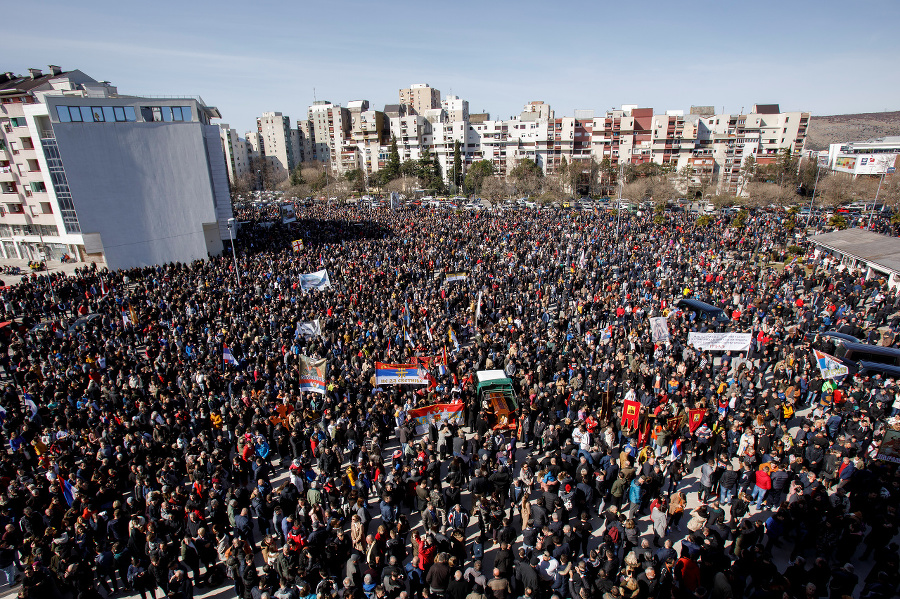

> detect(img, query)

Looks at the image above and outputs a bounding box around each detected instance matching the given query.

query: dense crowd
[0,203,896,599]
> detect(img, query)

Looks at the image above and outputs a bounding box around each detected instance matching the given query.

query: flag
[688,408,705,432]
[292,239,304,252]
[404,299,411,326]
[579,249,587,269]
[672,438,682,459]
[296,319,322,338]
[426,321,434,342]
[621,399,641,429]
[406,403,464,435]
[375,363,427,386]
[812,349,849,380]
[23,394,37,418]
[298,356,327,395]
[121,310,131,327]
[475,290,482,323]
[58,475,74,507]
[449,329,459,353]
[601,325,613,341]
[129,306,137,326]
[223,345,239,366]
[100,280,108,296]
[438,346,448,376]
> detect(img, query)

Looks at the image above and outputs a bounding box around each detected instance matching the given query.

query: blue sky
[5,0,898,133]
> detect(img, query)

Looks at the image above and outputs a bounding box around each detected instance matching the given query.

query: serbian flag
[672,438,683,459]
[223,345,239,366]
[449,329,460,353]
[621,399,641,430]
[58,475,75,506]
[100,280,109,296]
[688,408,705,432]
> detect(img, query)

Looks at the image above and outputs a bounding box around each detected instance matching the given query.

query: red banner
[688,408,705,432]
[621,399,641,430]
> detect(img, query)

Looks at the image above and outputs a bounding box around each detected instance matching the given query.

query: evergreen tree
[385,135,400,180]
[453,140,462,188]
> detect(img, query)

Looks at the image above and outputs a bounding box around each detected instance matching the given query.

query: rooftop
[811,229,900,274]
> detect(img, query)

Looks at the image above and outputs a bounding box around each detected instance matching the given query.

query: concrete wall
[52,121,223,270]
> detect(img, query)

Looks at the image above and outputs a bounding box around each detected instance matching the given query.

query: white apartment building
[255,111,297,180]
[219,124,249,185]
[399,84,440,117]
[307,102,349,168]
[0,65,232,268]
[441,95,468,122]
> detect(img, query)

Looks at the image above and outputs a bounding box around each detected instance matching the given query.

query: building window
[10,118,25,127]
[56,107,71,123]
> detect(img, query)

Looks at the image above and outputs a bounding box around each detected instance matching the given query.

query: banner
[445,272,468,284]
[300,269,332,291]
[876,429,900,464]
[375,362,427,386]
[296,319,322,338]
[813,349,849,380]
[299,355,327,395]
[621,399,641,430]
[650,317,670,344]
[407,403,464,435]
[687,332,751,351]
[688,408,705,432]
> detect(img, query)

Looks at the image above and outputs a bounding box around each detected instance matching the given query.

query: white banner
[687,332,752,352]
[300,269,332,291]
[445,272,468,284]
[650,317,670,344]
[296,319,322,338]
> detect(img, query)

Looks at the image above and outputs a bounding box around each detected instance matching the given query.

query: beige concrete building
[399,83,440,117]
[255,111,297,181]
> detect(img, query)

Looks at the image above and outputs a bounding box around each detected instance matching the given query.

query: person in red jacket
[752,467,772,510]
[413,530,437,573]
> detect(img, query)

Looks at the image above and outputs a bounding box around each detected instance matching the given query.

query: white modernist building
[0,66,233,269]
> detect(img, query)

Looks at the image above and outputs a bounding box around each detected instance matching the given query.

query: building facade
[255,111,297,180]
[0,65,232,268]
[219,124,249,185]
[399,84,440,117]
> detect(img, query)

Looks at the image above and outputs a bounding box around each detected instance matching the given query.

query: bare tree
[622,178,651,202]
[384,176,422,196]
[480,176,509,203]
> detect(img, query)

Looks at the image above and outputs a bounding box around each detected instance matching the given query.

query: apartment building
[441,95,468,122]
[399,84,440,117]
[255,111,297,180]
[0,65,232,268]
[219,124,250,185]
[307,101,349,168]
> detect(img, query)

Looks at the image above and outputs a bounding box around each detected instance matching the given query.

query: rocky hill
[806,111,900,150]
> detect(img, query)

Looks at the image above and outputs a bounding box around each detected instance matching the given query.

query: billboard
[834,156,857,172]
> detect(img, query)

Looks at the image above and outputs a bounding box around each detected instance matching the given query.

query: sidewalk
[0,256,96,286]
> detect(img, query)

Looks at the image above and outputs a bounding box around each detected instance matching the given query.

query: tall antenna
[313,87,317,103]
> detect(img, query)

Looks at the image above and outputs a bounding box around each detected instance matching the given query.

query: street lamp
[226,218,240,286]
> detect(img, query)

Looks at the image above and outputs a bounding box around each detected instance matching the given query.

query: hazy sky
[5,0,898,134]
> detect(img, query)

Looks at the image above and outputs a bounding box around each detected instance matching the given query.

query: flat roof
[811,229,900,274]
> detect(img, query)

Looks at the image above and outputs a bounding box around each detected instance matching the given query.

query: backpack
[605,524,621,546]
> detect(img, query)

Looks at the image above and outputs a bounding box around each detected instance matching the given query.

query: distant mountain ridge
[806,111,900,151]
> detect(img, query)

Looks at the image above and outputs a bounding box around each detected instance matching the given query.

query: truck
[475,370,519,431]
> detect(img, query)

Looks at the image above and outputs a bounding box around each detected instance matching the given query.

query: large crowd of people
[0,201,896,599]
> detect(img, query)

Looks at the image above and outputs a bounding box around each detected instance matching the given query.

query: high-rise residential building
[307,101,349,169]
[442,95,469,123]
[399,84,440,117]
[0,65,232,268]
[219,124,249,185]
[255,111,296,180]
